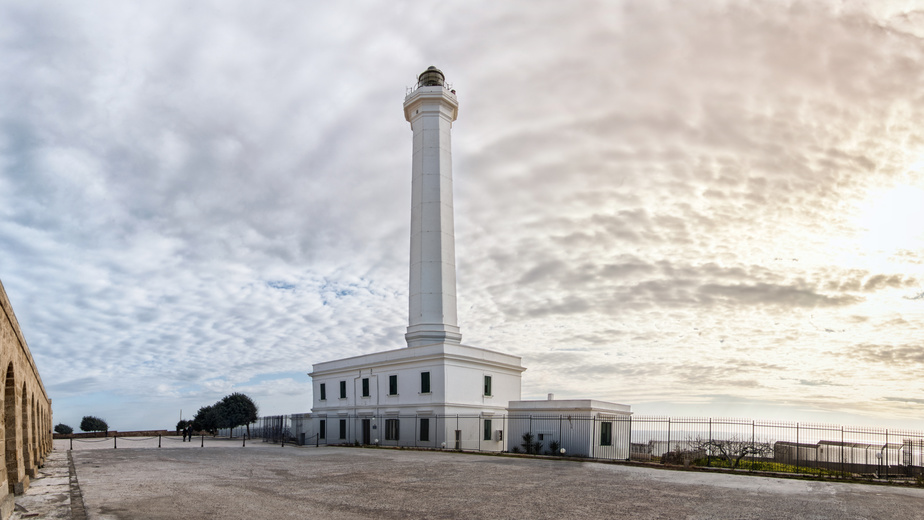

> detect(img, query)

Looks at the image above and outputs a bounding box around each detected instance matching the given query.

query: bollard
[200,435,204,448]
[158,435,161,448]
[114,436,117,449]
[242,436,246,448]
[69,437,73,451]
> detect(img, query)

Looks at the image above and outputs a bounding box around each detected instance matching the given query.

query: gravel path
[55,439,924,519]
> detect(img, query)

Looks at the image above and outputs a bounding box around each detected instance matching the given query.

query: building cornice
[309,343,526,378]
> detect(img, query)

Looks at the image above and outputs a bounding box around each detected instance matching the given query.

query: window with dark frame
[362,378,370,397]
[385,418,400,441]
[483,419,492,441]
[319,383,326,401]
[421,371,431,393]
[483,375,492,396]
[419,418,429,441]
[388,374,398,395]
[339,419,346,440]
[339,380,346,399]
[600,421,613,446]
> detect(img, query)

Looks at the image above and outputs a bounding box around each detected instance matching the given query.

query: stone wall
[0,279,52,519]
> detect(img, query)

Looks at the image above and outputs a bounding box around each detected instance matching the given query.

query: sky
[2,0,923,432]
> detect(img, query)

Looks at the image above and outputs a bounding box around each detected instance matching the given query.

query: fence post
[592,415,596,459]
[796,423,799,471]
[201,435,204,448]
[841,427,844,478]
[158,435,161,448]
[708,418,712,467]
[69,437,73,451]
[885,429,889,479]
[626,415,631,461]
[667,418,671,456]
[242,435,246,448]
[114,436,117,449]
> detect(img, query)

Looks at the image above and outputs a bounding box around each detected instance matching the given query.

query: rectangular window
[483,375,492,396]
[600,421,612,446]
[421,371,431,393]
[420,418,429,442]
[339,419,346,440]
[362,378,370,397]
[339,381,346,399]
[389,374,398,396]
[319,383,326,401]
[319,420,326,440]
[385,419,400,441]
[484,419,492,441]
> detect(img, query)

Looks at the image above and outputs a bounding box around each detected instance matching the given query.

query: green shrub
[549,440,561,455]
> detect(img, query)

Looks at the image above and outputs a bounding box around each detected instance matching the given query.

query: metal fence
[269,413,924,479]
[57,413,924,480]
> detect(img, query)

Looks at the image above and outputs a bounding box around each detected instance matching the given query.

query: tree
[218,393,259,438]
[689,436,772,469]
[54,423,73,435]
[80,416,108,434]
[192,405,220,435]
[176,419,191,432]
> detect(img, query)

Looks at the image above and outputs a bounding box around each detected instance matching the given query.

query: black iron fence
[55,413,924,480]
[275,413,924,479]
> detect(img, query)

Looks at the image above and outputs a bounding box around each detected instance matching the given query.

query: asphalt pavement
[16,439,924,519]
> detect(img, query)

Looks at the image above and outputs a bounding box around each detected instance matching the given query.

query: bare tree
[689,436,772,469]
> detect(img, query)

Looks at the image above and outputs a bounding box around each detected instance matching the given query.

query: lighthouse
[402,66,462,348]
[308,67,528,449]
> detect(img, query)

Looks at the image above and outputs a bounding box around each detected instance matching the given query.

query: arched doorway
[20,384,30,478]
[4,364,17,492]
[30,397,36,466]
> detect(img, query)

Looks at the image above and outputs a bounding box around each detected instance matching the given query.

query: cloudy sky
[2,0,923,431]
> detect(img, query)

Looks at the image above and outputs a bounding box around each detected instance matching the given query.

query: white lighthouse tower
[308,67,525,448]
[305,67,630,452]
[403,66,462,348]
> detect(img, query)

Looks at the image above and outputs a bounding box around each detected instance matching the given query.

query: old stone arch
[1,279,52,516]
[29,398,36,470]
[3,364,16,493]
[19,385,29,480]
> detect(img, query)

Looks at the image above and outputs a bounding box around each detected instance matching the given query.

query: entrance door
[362,419,371,445]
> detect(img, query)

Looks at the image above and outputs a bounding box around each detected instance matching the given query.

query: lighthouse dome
[417,66,445,88]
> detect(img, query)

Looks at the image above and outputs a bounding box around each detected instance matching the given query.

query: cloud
[850,344,924,366]
[3,0,924,430]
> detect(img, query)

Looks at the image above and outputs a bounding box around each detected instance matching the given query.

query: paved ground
[16,439,924,519]
[9,449,71,520]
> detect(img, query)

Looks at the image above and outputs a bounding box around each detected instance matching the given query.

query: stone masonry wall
[0,279,52,520]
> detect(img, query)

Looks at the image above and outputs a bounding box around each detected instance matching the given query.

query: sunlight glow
[854,183,924,254]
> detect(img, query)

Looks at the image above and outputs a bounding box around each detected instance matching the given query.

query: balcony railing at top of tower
[405,82,456,99]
